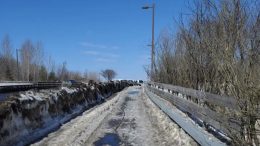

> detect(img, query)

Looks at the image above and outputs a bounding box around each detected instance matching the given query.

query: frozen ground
[32,86,197,146]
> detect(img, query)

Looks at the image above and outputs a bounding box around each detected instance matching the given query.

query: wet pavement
[0,93,10,101]
[94,133,121,146]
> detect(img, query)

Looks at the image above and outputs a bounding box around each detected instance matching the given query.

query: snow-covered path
[32,86,197,146]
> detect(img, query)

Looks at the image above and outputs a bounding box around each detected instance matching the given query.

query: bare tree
[20,40,34,81]
[88,71,100,83]
[31,41,44,81]
[1,35,13,59]
[0,35,15,80]
[0,36,99,83]
[152,0,260,145]
[46,55,56,80]
[39,65,48,81]
[83,70,88,82]
[101,69,117,81]
[68,71,83,81]
[57,62,69,81]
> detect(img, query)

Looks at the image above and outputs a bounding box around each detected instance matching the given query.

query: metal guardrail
[149,81,238,109]
[145,87,226,146]
[0,82,62,93]
[147,82,260,145]
[0,81,32,83]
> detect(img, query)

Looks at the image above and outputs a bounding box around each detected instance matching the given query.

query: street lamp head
[142,6,150,9]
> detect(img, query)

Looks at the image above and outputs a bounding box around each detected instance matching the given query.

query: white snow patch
[19,94,34,101]
[61,87,77,94]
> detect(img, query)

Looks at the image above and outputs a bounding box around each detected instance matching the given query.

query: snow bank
[32,87,127,146]
[0,81,130,146]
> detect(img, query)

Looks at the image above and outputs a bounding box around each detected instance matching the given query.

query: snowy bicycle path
[32,86,196,146]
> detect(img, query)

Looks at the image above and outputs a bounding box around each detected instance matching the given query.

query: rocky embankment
[0,81,131,146]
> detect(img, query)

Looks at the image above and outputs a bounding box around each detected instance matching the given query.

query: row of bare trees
[0,35,61,81]
[150,0,259,145]
[0,35,117,82]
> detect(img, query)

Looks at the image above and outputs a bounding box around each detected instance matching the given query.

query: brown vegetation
[150,0,260,145]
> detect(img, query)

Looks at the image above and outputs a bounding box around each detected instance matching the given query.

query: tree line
[0,35,117,82]
[150,0,259,145]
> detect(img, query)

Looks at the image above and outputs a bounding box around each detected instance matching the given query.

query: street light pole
[151,3,155,81]
[142,3,155,81]
[16,49,19,81]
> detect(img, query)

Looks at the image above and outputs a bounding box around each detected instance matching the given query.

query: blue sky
[0,0,189,80]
